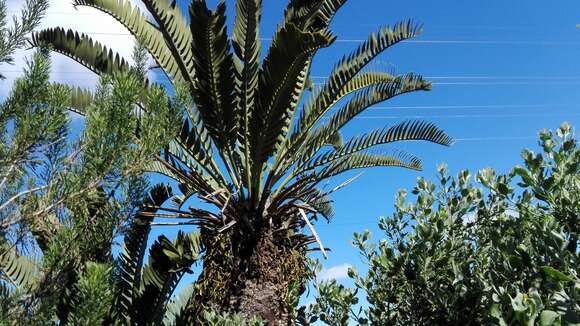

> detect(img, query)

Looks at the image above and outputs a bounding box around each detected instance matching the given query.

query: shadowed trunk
[184,229,308,325]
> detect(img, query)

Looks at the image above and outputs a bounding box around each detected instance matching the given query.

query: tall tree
[0,43,199,324]
[31,0,452,323]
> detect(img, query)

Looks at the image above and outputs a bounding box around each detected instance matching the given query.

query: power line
[5,70,580,82]
[311,81,580,86]
[311,76,580,80]
[367,104,559,110]
[348,113,580,120]
[453,136,537,142]
[6,11,578,33]
[5,21,580,46]
[4,76,580,87]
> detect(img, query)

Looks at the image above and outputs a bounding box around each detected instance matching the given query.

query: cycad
[32,0,452,323]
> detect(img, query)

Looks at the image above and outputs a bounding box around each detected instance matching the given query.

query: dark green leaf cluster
[0,46,202,324]
[307,123,579,325]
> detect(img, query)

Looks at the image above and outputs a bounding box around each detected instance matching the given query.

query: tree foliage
[0,42,207,324]
[306,123,579,326]
[0,0,49,78]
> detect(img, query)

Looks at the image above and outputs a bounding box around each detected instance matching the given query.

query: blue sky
[259,0,580,285]
[3,0,580,313]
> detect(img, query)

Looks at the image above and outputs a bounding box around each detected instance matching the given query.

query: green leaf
[285,0,347,31]
[233,0,262,189]
[290,75,432,168]
[188,1,238,151]
[136,231,202,325]
[542,266,575,282]
[163,284,195,326]
[510,292,528,312]
[67,85,94,115]
[295,20,424,138]
[31,27,129,75]
[319,151,423,180]
[0,248,38,290]
[109,184,173,323]
[300,120,451,173]
[72,0,183,81]
[252,22,335,167]
[540,310,561,326]
[141,0,196,87]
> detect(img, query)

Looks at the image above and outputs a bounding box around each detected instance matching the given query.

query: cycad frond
[233,0,262,189]
[273,150,420,210]
[163,284,195,326]
[189,1,238,152]
[0,249,38,290]
[252,23,335,175]
[158,153,220,199]
[68,86,94,115]
[307,71,397,110]
[304,188,335,220]
[31,27,129,75]
[172,116,224,186]
[303,0,348,31]
[136,231,202,325]
[325,130,344,150]
[301,121,452,172]
[286,74,431,172]
[320,151,423,180]
[284,0,346,31]
[284,0,320,25]
[72,0,183,81]
[165,140,223,193]
[110,184,173,322]
[141,0,195,87]
[295,20,423,137]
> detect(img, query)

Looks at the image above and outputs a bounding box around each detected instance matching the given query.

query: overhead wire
[4,11,576,232]
[5,69,580,82]
[1,12,576,144]
[6,10,580,46]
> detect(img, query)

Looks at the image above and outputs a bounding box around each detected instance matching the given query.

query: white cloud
[317,264,352,282]
[1,0,150,97]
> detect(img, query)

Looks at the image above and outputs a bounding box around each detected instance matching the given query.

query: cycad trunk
[186,230,308,325]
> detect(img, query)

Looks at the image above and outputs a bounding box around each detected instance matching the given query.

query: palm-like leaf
[0,248,38,290]
[109,185,204,325]
[250,23,335,196]
[135,231,202,325]
[141,0,195,86]
[31,27,129,75]
[67,86,94,114]
[294,21,423,139]
[189,1,237,154]
[233,0,262,189]
[300,121,452,173]
[285,0,346,31]
[320,151,423,178]
[163,284,195,326]
[286,74,433,171]
[73,0,183,81]
[109,184,173,323]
